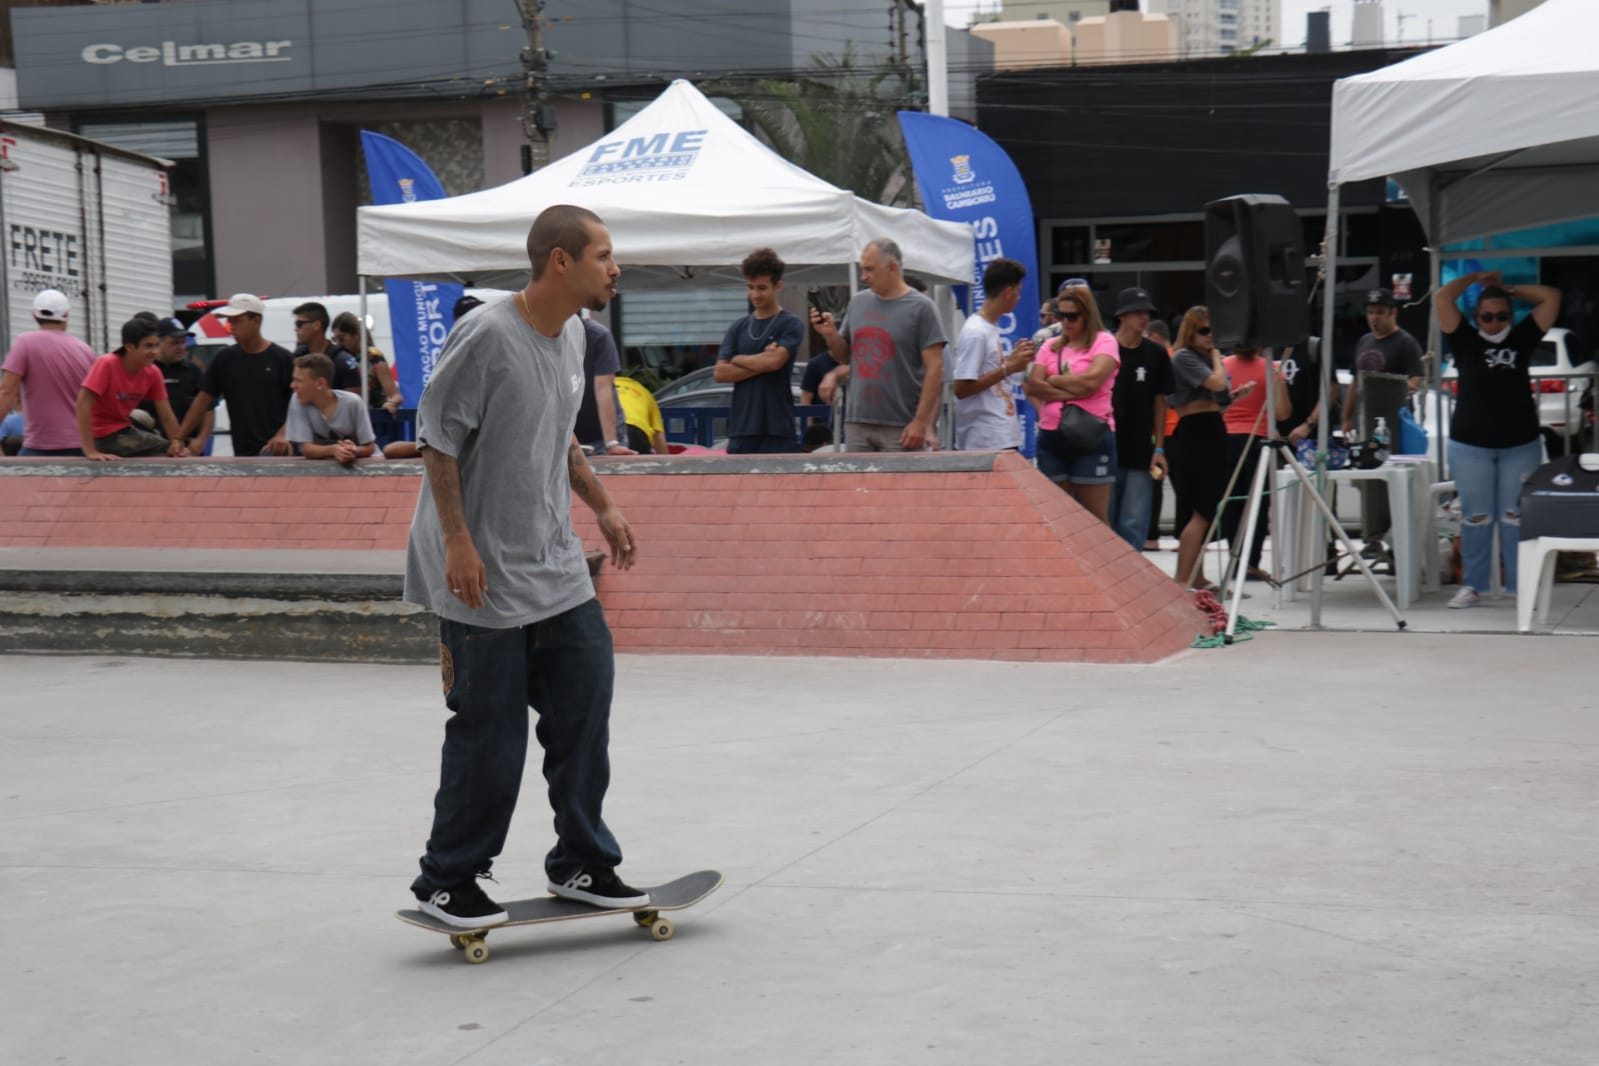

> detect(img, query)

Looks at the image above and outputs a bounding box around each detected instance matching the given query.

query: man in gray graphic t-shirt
[403,204,651,931]
[810,238,946,452]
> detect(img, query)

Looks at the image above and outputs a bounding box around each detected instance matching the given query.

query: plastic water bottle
[1373,417,1390,464]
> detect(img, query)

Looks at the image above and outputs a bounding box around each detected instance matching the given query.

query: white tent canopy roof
[1328,0,1599,244]
[357,80,973,288]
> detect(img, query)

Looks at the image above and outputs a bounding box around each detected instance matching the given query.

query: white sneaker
[1448,586,1480,609]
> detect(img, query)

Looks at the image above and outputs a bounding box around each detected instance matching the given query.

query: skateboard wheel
[649,918,673,942]
[463,939,489,964]
[633,910,659,928]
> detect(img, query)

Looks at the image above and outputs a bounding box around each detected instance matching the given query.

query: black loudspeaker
[1204,194,1307,349]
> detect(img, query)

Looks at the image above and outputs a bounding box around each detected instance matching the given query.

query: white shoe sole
[546,883,651,909]
[418,899,509,928]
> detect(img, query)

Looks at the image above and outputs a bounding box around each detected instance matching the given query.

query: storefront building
[10,0,989,323]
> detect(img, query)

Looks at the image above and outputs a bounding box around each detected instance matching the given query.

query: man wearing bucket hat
[1108,287,1174,551]
[175,293,295,456]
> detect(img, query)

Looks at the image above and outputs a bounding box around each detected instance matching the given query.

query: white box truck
[0,119,172,354]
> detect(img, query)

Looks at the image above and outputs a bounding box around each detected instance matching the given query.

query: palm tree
[707,48,921,207]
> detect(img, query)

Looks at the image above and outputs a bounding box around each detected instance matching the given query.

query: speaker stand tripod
[1222,436,1407,639]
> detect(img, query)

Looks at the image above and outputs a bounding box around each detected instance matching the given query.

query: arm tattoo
[423,448,470,538]
[568,442,595,500]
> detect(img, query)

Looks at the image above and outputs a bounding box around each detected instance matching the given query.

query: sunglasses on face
[1196,326,1212,335]
[1059,310,1083,322]
[294,319,315,328]
[1478,311,1511,324]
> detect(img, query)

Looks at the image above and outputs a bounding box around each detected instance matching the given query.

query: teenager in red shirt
[77,318,188,460]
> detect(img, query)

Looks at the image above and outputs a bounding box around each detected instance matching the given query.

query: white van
[189,290,507,454]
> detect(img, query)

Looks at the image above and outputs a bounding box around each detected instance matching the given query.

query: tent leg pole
[842,261,858,450]
[1429,183,1445,480]
[1310,185,1340,628]
[359,283,371,409]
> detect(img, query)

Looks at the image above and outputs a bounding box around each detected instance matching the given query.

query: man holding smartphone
[809,238,947,452]
[952,257,1035,451]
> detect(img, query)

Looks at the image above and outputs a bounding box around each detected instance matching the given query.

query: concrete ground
[1147,536,1599,636]
[3,638,1596,1066]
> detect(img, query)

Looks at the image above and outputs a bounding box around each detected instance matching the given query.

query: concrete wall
[207,95,607,296]
[1489,0,1546,27]
[207,107,330,298]
[996,0,1110,22]
[1074,12,1179,65]
[969,20,1073,70]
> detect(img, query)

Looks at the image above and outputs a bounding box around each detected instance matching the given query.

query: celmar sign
[81,40,293,67]
[10,0,511,110]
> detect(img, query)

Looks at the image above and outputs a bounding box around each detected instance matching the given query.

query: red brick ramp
[0,453,1204,663]
[0,460,417,551]
[575,450,1204,663]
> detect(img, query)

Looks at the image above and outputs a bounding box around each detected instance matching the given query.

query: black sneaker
[547,868,650,908]
[415,878,509,929]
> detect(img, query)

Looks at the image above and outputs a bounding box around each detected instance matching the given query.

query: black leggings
[1167,411,1229,523]
[1219,433,1270,569]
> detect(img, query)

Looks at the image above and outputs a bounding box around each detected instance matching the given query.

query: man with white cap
[175,293,295,456]
[0,289,97,456]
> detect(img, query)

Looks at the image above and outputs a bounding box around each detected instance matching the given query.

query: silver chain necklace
[746,311,781,344]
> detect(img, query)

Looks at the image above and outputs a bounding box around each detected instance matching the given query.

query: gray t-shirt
[1169,347,1232,409]
[403,297,593,629]
[840,289,947,427]
[283,389,375,446]
[1353,328,1424,379]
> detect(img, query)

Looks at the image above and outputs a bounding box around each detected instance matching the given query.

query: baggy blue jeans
[1111,466,1154,551]
[1447,438,1543,594]
[412,597,624,894]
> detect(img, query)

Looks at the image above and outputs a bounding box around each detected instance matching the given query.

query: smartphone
[807,287,823,317]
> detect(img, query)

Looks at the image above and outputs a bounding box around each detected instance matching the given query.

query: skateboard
[396,869,723,964]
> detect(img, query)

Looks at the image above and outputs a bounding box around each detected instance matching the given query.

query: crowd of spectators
[2,251,1563,609]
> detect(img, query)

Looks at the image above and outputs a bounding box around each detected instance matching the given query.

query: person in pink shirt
[77,318,187,460]
[1025,284,1121,524]
[1218,347,1292,581]
[0,289,97,456]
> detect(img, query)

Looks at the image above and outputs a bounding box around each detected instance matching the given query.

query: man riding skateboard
[404,204,646,929]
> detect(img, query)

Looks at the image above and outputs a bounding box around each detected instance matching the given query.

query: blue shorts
[1036,426,1117,486]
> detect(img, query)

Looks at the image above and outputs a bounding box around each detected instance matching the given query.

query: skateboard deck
[396,869,723,964]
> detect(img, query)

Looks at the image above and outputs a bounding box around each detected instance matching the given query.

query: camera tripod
[1220,432,1407,640]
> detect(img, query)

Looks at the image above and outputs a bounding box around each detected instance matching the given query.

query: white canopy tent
[1311,0,1599,619]
[1324,0,1599,381]
[1327,0,1599,248]
[356,79,973,289]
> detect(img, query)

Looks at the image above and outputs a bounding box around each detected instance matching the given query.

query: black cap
[1114,287,1156,317]
[156,316,188,338]
[1366,288,1399,308]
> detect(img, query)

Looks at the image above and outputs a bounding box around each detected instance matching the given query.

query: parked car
[652,361,810,405]
[1442,326,1596,450]
[655,361,819,449]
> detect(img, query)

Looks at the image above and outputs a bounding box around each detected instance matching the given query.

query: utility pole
[516,0,557,174]
[897,1,910,68]
[925,0,948,116]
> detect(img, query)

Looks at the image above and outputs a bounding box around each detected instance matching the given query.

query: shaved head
[527,204,605,280]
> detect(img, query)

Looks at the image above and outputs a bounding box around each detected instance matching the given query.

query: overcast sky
[943,1,1493,48]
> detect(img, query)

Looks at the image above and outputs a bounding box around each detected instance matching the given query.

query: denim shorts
[1036,426,1118,485]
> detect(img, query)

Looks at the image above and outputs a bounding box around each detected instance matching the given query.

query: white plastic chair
[1517,536,1599,632]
